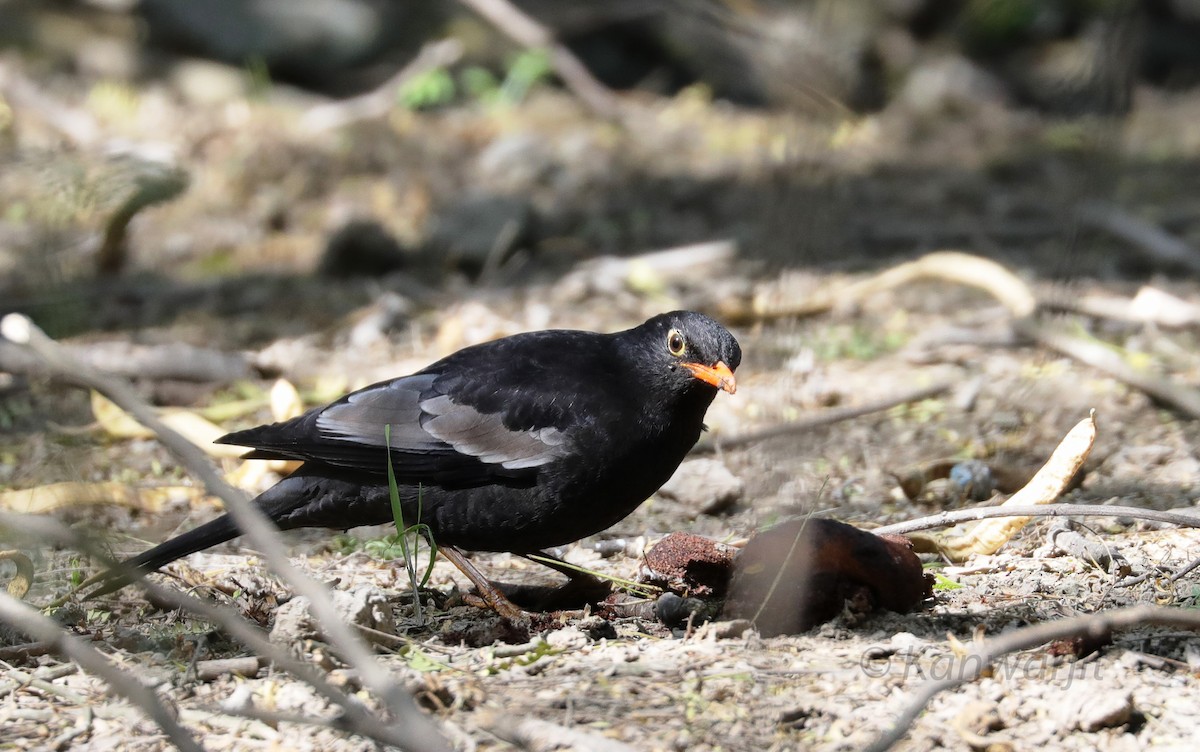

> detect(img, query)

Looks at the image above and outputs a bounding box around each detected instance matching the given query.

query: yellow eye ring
[666,329,686,356]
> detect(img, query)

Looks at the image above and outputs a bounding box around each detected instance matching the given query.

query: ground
[3,55,1200,752]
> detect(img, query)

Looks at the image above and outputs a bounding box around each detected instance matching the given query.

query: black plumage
[95,311,740,613]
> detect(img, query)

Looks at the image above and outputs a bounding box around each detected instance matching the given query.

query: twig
[872,503,1200,537]
[301,39,464,133]
[692,380,953,454]
[864,604,1200,752]
[1077,201,1200,275]
[0,664,86,703]
[0,313,451,752]
[0,591,203,752]
[457,0,623,120]
[1115,552,1200,588]
[914,413,1096,561]
[0,510,443,751]
[1014,318,1200,419]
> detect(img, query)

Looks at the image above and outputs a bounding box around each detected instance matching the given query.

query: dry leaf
[0,480,202,515]
[91,391,245,458]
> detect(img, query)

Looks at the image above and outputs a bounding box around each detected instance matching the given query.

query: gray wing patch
[419,394,565,469]
[316,373,442,450]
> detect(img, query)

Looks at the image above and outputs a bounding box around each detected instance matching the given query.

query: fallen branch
[719,251,1037,324]
[864,604,1200,752]
[0,313,450,752]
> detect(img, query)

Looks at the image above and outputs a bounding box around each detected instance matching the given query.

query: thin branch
[0,313,450,752]
[457,0,623,120]
[692,380,953,454]
[872,503,1200,537]
[301,39,465,132]
[1015,318,1200,419]
[0,510,437,751]
[1077,201,1200,275]
[864,604,1200,752]
[0,591,203,752]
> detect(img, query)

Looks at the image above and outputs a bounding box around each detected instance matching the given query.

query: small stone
[544,627,589,650]
[1056,681,1134,731]
[269,587,396,646]
[658,459,744,515]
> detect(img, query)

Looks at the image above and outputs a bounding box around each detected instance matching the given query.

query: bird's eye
[666,329,686,356]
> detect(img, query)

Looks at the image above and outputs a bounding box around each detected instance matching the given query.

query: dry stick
[457,0,622,120]
[692,380,953,454]
[863,604,1200,752]
[0,314,451,752]
[1076,201,1200,275]
[301,39,465,133]
[872,503,1200,537]
[0,512,439,751]
[0,592,203,752]
[913,413,1096,561]
[1015,318,1200,419]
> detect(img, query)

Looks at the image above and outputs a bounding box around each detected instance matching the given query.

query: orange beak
[681,360,737,394]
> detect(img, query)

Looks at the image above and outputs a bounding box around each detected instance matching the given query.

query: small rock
[544,627,589,650]
[269,587,396,647]
[658,459,744,515]
[476,133,555,191]
[698,619,753,640]
[890,632,927,653]
[577,615,617,641]
[898,55,1009,115]
[1056,681,1134,731]
[220,684,255,713]
[654,592,719,630]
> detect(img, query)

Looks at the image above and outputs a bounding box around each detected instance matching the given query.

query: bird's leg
[439,545,526,621]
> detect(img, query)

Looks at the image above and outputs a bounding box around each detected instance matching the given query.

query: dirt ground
[4,49,1200,752]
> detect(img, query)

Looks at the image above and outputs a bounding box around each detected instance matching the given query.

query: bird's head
[624,311,741,398]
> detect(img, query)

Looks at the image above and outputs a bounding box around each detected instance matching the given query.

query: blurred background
[4,0,1200,336]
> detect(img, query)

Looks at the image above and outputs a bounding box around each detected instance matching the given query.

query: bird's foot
[440,545,530,624]
[460,591,528,623]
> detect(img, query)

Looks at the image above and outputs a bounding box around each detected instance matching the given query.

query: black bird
[94,311,740,616]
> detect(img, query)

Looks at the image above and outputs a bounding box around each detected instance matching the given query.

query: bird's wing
[216,372,569,487]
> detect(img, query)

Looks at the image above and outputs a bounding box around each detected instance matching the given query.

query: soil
[3,53,1200,752]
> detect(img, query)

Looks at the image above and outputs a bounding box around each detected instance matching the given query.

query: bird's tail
[84,514,242,597]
